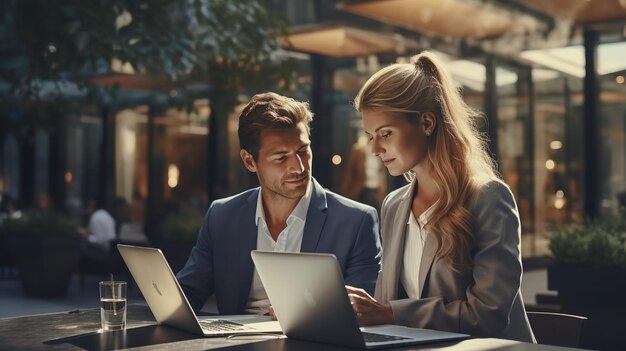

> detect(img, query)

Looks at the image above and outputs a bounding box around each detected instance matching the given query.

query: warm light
[549,140,562,150]
[168,178,178,188]
[64,171,72,184]
[617,75,625,84]
[554,190,565,209]
[554,198,565,209]
[168,164,179,188]
[545,160,555,170]
[332,155,342,165]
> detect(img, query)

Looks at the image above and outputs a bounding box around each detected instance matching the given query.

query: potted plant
[548,216,626,349]
[548,218,626,304]
[1,210,80,297]
[152,207,204,273]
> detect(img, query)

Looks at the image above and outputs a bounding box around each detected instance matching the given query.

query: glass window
[533,72,584,255]
[161,101,209,208]
[115,106,148,223]
[599,41,626,215]
[496,65,533,225]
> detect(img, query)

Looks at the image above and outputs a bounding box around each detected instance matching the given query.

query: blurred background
[1,1,626,348]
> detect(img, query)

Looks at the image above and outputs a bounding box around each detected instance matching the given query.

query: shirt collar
[255,183,313,227]
[406,201,437,226]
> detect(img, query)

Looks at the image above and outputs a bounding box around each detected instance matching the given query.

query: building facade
[1,0,625,257]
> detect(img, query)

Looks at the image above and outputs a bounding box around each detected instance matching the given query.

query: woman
[346,51,535,342]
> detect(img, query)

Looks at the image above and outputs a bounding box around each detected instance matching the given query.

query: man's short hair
[238,92,313,160]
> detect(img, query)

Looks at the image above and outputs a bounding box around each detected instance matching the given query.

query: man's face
[241,122,312,200]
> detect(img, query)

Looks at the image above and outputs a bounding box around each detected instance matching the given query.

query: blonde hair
[354,51,498,268]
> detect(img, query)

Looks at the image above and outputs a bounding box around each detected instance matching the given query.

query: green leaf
[549,217,626,268]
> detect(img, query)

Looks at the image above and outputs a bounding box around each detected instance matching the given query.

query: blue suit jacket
[176,178,382,314]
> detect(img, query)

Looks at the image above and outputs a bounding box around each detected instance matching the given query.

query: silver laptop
[251,250,469,349]
[117,244,282,337]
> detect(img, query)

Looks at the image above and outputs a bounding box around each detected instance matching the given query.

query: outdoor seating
[527,311,587,348]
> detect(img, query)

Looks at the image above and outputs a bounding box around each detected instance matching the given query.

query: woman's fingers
[348,293,375,314]
[346,286,374,302]
[345,285,394,325]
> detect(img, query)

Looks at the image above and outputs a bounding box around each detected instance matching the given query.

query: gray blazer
[375,179,535,342]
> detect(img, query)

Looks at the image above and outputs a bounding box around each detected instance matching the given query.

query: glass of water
[99,281,127,331]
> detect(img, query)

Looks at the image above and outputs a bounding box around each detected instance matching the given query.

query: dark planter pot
[7,236,80,297]
[548,264,626,350]
[548,264,626,307]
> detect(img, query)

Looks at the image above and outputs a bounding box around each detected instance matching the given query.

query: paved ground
[0,272,146,319]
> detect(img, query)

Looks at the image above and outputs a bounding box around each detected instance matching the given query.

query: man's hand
[268,305,277,321]
[346,285,394,326]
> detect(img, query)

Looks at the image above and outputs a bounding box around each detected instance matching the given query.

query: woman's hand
[346,285,394,326]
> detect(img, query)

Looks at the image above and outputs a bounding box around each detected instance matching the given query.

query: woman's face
[361,110,430,176]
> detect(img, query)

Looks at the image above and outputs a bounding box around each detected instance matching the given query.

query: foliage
[0,210,80,240]
[1,0,295,125]
[549,216,626,268]
[155,207,204,244]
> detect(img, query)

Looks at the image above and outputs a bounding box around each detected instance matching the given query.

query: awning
[514,0,626,24]
[86,74,175,92]
[282,23,418,58]
[338,0,520,39]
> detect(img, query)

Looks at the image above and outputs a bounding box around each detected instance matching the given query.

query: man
[79,199,116,261]
[177,92,381,315]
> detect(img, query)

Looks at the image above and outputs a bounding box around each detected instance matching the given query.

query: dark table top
[0,305,585,351]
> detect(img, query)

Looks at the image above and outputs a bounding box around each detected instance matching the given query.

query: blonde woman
[346,51,535,342]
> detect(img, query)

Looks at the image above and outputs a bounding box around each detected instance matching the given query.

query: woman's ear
[421,112,436,136]
[240,149,257,173]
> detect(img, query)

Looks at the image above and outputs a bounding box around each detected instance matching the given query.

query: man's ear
[240,149,257,172]
[421,112,437,135]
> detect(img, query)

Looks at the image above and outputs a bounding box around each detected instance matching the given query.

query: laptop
[251,250,469,349]
[117,244,283,337]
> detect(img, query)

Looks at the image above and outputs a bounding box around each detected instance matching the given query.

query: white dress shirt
[87,209,116,252]
[246,185,312,314]
[400,203,435,299]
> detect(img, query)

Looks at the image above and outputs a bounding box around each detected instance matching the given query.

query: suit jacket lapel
[382,179,415,301]
[418,229,437,297]
[300,179,327,252]
[235,189,259,312]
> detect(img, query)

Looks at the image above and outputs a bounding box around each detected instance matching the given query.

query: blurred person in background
[79,199,116,261]
[0,194,22,224]
[35,192,52,212]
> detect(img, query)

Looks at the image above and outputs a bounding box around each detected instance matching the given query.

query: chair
[78,240,129,287]
[527,311,587,348]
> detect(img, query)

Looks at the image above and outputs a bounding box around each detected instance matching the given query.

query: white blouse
[400,203,435,299]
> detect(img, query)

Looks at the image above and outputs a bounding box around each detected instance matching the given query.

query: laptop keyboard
[362,331,411,343]
[199,319,250,332]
